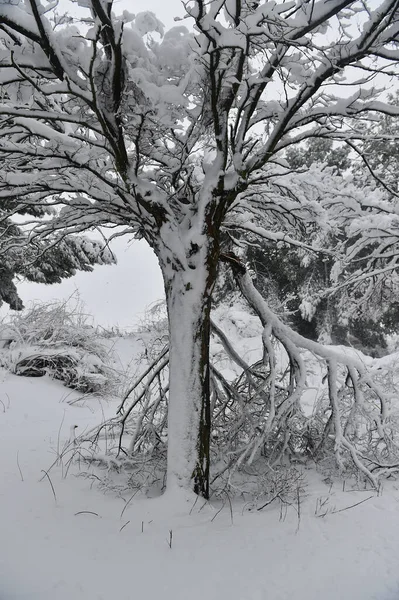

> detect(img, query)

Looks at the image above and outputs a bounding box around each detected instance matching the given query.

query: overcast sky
[4,0,187,328]
[118,0,185,28]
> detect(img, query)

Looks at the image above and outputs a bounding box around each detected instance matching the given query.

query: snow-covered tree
[351,91,399,193]
[230,138,393,354]
[1,0,399,497]
[286,138,351,175]
[0,203,115,310]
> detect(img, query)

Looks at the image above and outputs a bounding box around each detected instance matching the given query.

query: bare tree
[1,0,399,497]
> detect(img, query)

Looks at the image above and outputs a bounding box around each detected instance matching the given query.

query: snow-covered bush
[0,300,116,393]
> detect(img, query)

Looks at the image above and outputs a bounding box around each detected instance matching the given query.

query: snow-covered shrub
[0,299,116,393]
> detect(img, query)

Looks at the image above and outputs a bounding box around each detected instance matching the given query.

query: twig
[56,410,66,465]
[315,496,330,517]
[120,520,130,532]
[211,492,234,525]
[225,492,234,526]
[16,451,24,482]
[120,489,140,519]
[41,469,57,504]
[74,510,99,516]
[198,499,210,512]
[316,496,374,517]
[189,494,199,515]
[211,501,225,523]
[327,495,374,516]
[167,529,173,549]
[256,493,281,511]
[117,345,169,412]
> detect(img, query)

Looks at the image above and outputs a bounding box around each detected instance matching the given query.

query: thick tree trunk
[158,231,218,498]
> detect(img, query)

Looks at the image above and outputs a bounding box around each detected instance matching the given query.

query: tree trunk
[158,231,218,498]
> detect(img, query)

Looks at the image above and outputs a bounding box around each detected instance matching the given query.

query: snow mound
[0,301,117,393]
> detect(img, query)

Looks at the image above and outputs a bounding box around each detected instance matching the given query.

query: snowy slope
[1,361,399,600]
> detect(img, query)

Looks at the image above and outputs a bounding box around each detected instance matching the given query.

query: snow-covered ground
[1,343,399,600]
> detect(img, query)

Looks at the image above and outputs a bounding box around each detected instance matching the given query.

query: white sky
[117,0,185,28]
[5,0,186,328]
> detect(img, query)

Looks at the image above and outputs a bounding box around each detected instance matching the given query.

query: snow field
[1,363,399,600]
